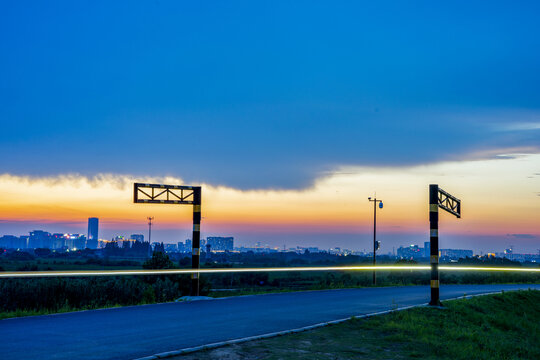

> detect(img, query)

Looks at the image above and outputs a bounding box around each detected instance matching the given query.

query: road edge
[133,289,522,360]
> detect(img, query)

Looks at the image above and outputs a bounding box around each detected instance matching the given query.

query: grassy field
[0,304,129,320]
[0,258,144,271]
[174,290,540,360]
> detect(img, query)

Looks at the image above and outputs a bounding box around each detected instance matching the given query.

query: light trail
[439,266,540,272]
[0,265,538,278]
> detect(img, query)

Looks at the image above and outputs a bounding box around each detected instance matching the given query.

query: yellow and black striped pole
[429,184,440,306]
[191,187,202,296]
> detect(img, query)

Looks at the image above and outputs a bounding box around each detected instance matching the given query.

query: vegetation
[0,257,143,272]
[0,252,206,320]
[0,251,538,319]
[174,290,540,360]
[0,275,197,320]
[142,251,175,269]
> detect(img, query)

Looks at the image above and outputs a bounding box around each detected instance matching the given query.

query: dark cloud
[2,106,539,190]
[1,1,540,189]
[507,234,536,239]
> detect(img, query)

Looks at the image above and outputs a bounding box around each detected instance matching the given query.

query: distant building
[29,230,51,249]
[98,239,112,249]
[165,243,177,252]
[439,249,473,260]
[397,243,472,261]
[63,234,86,250]
[495,251,540,262]
[19,235,29,248]
[113,236,134,248]
[152,242,165,253]
[424,242,430,258]
[130,234,144,242]
[74,234,87,250]
[51,233,67,249]
[397,245,423,260]
[236,245,278,253]
[87,218,99,249]
[206,237,234,251]
[177,241,185,252]
[295,246,322,254]
[0,235,21,249]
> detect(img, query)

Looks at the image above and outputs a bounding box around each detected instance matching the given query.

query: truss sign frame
[133,183,202,296]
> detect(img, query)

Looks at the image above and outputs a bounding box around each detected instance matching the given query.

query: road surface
[1,284,538,360]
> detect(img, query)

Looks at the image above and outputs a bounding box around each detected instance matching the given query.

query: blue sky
[1,1,539,189]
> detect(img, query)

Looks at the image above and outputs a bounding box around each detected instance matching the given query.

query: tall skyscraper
[87,217,99,249]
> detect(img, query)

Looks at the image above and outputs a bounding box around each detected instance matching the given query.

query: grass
[0,304,144,320]
[0,258,144,271]
[174,290,540,360]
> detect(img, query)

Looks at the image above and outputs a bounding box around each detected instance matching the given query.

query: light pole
[147,216,154,244]
[368,196,383,285]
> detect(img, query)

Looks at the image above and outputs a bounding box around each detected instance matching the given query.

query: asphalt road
[1,284,538,360]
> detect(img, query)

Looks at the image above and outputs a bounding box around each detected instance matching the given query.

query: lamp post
[147,216,154,244]
[368,196,383,285]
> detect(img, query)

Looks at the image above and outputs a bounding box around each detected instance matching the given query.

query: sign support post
[191,187,201,296]
[428,184,461,306]
[134,183,202,296]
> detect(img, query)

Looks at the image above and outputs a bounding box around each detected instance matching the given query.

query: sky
[0,1,539,253]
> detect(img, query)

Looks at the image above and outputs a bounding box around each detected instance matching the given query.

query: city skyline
[0,224,535,256]
[4,227,538,265]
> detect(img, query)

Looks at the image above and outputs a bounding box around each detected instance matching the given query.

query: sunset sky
[1,1,539,253]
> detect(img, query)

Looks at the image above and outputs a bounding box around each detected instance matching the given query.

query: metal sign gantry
[134,183,202,296]
[429,184,461,306]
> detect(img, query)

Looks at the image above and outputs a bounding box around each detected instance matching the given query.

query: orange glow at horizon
[0,154,539,237]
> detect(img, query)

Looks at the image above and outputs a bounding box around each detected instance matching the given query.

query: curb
[133,288,532,360]
[133,305,419,360]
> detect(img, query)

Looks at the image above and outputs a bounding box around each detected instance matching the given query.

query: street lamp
[147,217,154,244]
[368,196,383,285]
